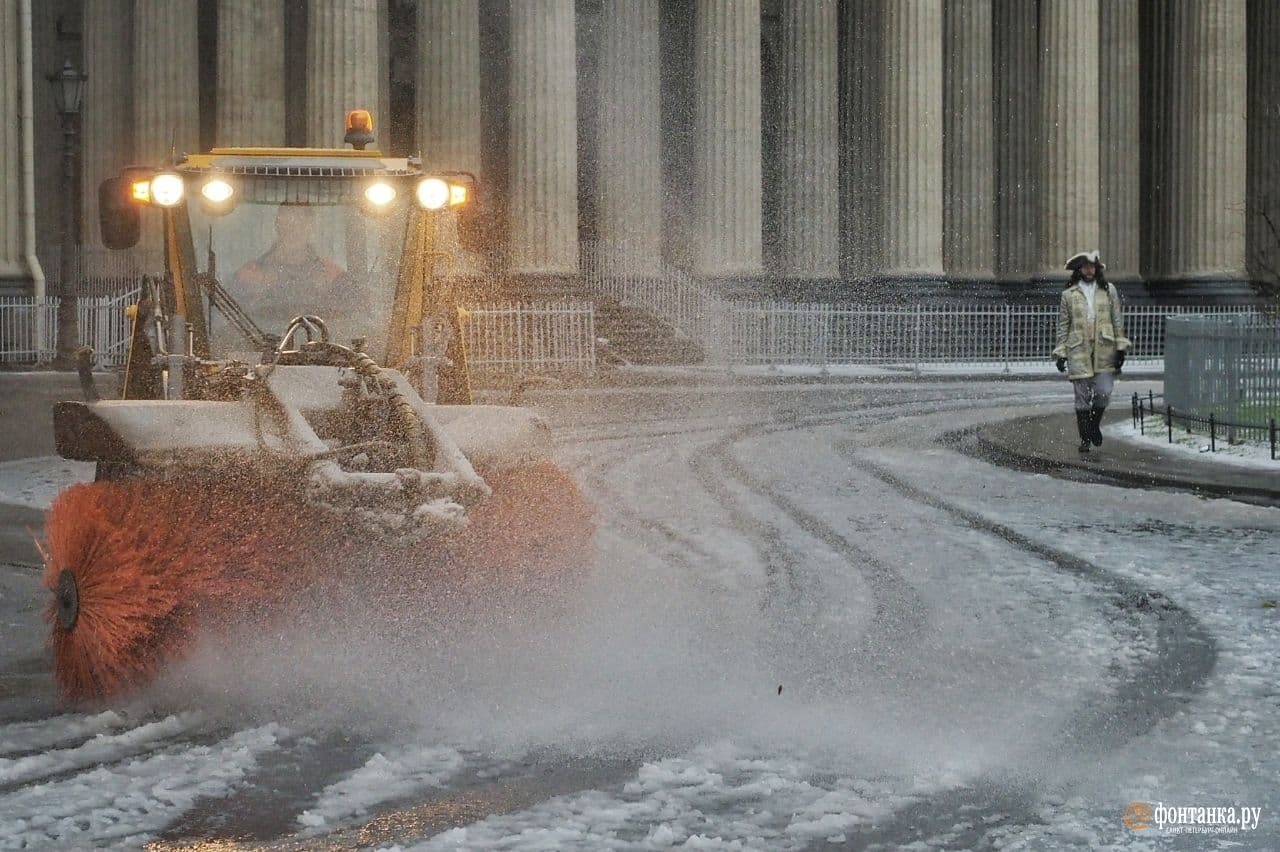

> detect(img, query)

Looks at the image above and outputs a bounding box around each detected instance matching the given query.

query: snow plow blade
[44,364,593,704]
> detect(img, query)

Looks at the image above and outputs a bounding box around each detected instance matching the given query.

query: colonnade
[1,0,1267,297]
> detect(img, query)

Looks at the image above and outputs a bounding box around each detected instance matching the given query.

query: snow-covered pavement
[0,380,1275,849]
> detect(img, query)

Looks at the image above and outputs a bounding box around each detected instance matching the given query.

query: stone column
[692,0,762,279]
[217,0,286,146]
[993,0,1039,279]
[1248,0,1280,283]
[0,0,41,291]
[775,0,838,280]
[595,0,662,276]
[839,0,883,278]
[418,0,482,276]
[508,0,578,278]
[81,0,133,249]
[1099,0,1139,280]
[306,0,380,148]
[418,0,481,173]
[942,0,994,279]
[134,0,199,264]
[134,0,200,162]
[1039,0,1099,278]
[881,0,943,278]
[378,0,390,146]
[1139,0,1172,279]
[1167,0,1247,281]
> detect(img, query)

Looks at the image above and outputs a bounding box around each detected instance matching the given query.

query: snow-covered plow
[41,118,594,704]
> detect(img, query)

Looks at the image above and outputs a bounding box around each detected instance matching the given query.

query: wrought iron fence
[0,290,138,366]
[2,292,597,375]
[37,246,160,297]
[461,300,597,374]
[580,242,1260,367]
[1162,315,1280,444]
[1132,390,1278,460]
[0,296,55,364]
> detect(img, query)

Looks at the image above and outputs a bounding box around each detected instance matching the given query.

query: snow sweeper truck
[41,111,594,703]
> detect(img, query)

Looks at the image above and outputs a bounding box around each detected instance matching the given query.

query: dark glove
[1114,350,1126,371]
[1055,357,1067,374]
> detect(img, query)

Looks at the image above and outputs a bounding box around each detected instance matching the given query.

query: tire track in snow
[0,713,203,791]
[820,419,1218,848]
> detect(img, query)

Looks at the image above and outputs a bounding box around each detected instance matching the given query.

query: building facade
[2,0,1278,302]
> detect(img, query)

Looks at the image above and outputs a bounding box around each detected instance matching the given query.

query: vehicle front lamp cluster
[416,177,467,210]
[132,172,185,207]
[364,181,397,207]
[130,173,238,211]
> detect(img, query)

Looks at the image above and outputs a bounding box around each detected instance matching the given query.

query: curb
[966,418,1280,507]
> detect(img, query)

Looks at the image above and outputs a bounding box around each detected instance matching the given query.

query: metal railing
[579,242,1260,367]
[37,246,161,297]
[2,292,597,375]
[461,300,596,374]
[0,295,55,364]
[0,290,138,366]
[1133,390,1278,460]
[1163,315,1280,444]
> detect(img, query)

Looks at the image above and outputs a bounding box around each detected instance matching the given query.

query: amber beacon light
[345,109,375,150]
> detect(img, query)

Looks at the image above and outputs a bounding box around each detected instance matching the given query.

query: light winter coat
[1052,280,1131,380]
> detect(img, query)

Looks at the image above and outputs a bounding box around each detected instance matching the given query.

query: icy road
[0,378,1276,850]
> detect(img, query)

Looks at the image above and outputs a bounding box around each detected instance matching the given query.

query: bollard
[1271,418,1276,461]
[1209,412,1216,452]
[1168,406,1174,444]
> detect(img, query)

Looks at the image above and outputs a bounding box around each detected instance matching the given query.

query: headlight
[417,177,450,210]
[364,181,397,207]
[150,173,185,207]
[200,178,235,204]
[449,183,467,206]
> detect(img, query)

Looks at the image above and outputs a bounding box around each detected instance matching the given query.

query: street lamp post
[47,58,88,368]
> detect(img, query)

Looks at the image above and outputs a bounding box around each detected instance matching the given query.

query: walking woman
[1052,250,1131,453]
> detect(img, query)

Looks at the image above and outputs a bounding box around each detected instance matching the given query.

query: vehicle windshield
[190,196,410,357]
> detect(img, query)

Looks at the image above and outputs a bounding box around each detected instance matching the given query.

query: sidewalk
[977,410,1280,505]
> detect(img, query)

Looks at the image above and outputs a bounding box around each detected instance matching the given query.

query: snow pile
[0,713,200,786]
[411,743,897,851]
[0,723,284,849]
[1111,420,1279,470]
[0,711,133,756]
[298,743,465,831]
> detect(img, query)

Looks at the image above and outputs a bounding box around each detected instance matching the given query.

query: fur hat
[1064,249,1105,271]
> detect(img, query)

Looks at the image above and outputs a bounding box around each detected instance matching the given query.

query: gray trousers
[1072,371,1115,411]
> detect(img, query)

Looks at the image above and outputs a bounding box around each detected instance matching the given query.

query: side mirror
[98,177,140,249]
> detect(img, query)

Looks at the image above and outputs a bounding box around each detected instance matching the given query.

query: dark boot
[1075,410,1092,453]
[1089,406,1106,446]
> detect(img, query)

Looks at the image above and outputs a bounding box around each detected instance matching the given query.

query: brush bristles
[42,463,595,704]
[445,462,596,583]
[43,480,340,704]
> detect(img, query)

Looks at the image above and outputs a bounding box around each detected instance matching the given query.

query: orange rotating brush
[444,461,595,584]
[41,479,342,704]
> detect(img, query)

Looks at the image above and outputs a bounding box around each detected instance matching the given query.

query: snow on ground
[298,743,467,831]
[0,713,200,786]
[0,723,283,849]
[0,711,131,757]
[1110,420,1280,472]
[0,383,1274,848]
[0,457,93,511]
[409,743,903,851]
[859,425,1279,849]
